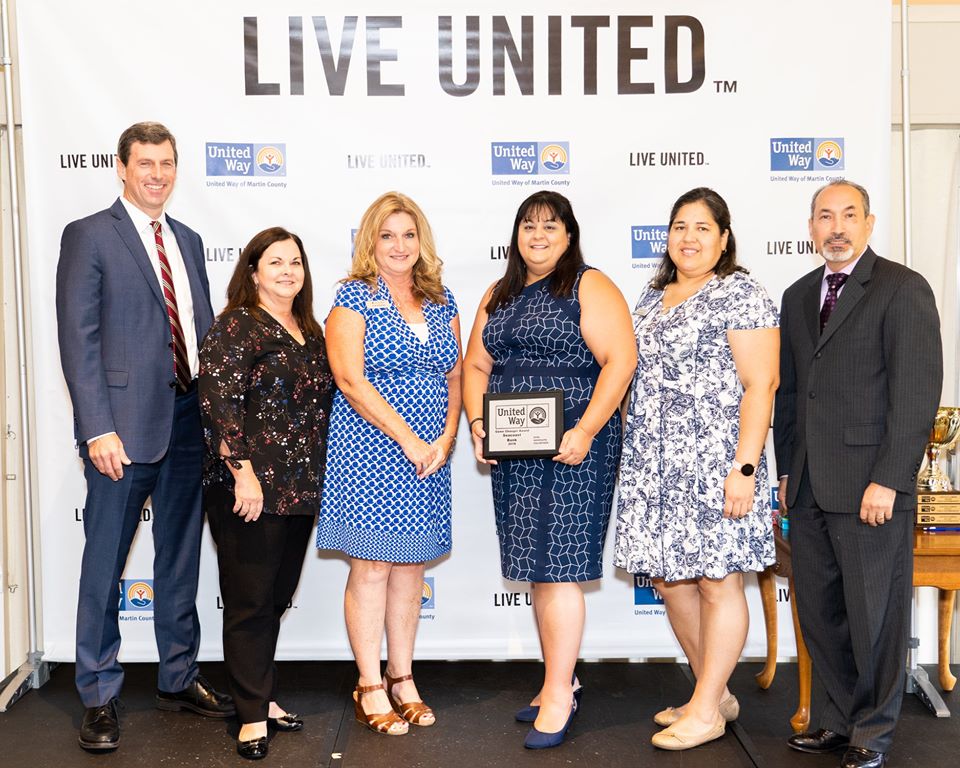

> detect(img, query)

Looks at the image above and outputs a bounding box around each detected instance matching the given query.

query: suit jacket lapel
[110,198,165,309]
[802,268,823,347]
[166,218,205,304]
[815,247,877,352]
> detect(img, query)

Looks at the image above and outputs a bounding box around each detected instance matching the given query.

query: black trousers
[790,466,912,753]
[206,485,314,724]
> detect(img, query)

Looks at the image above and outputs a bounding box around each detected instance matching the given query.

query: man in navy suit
[57,122,233,751]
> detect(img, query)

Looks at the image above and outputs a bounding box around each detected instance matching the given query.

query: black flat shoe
[78,698,120,751]
[787,728,849,754]
[269,713,304,732]
[841,747,886,768]
[156,674,235,718]
[237,736,268,760]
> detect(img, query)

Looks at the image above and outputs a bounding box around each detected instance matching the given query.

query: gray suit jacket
[56,198,214,463]
[773,247,942,512]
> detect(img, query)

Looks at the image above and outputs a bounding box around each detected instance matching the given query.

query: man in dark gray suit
[774,180,942,768]
[57,122,233,751]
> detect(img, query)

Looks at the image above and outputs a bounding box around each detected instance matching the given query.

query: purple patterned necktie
[819,272,849,333]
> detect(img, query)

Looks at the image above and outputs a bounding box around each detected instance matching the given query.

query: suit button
[169,380,177,389]
[814,352,822,359]
[168,342,174,349]
[808,391,816,399]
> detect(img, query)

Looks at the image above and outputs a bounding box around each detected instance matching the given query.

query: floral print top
[199,307,334,516]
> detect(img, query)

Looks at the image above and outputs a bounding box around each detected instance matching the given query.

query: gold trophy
[916,406,960,492]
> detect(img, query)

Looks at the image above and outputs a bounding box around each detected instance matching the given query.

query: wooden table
[756,528,960,733]
[912,530,960,692]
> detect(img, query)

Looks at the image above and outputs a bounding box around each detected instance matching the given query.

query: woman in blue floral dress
[614,188,779,751]
[318,192,462,736]
[463,191,636,749]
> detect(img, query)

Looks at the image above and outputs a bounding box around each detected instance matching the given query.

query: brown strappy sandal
[353,683,409,735]
[384,672,436,727]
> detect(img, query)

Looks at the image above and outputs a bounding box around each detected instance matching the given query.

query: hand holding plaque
[481,390,564,460]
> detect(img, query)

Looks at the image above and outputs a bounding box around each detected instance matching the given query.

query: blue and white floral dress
[614,271,778,581]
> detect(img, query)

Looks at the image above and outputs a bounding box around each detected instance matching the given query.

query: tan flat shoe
[651,714,726,751]
[384,672,435,727]
[653,694,739,727]
[353,684,408,735]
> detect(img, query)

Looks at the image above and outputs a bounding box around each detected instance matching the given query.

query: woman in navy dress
[317,192,462,735]
[462,191,636,749]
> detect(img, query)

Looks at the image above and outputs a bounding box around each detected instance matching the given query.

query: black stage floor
[0,660,957,767]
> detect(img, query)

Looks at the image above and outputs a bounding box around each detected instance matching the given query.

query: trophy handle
[944,410,960,452]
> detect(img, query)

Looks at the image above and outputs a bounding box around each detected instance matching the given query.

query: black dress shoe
[156,674,235,717]
[841,747,886,768]
[269,713,304,732]
[78,698,120,751]
[237,736,268,760]
[787,728,849,754]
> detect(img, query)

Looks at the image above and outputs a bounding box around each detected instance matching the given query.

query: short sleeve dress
[316,277,460,563]
[483,267,622,583]
[614,271,779,581]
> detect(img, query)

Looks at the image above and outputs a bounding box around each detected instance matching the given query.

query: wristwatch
[732,459,755,477]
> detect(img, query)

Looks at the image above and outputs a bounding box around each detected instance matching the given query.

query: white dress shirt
[120,197,199,378]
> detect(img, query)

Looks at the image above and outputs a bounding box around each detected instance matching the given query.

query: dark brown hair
[486,190,584,314]
[650,187,744,290]
[221,227,322,338]
[117,121,178,166]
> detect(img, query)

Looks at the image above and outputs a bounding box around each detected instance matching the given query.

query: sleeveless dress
[483,267,621,583]
[317,278,459,563]
[614,271,778,581]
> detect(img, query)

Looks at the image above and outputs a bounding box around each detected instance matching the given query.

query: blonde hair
[347,191,447,305]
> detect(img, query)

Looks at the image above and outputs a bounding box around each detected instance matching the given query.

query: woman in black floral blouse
[199,227,333,760]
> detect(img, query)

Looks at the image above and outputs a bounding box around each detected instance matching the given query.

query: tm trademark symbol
[713,79,738,94]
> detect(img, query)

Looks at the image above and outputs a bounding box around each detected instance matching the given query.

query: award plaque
[482,390,564,460]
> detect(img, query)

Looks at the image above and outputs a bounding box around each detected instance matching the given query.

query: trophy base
[916,470,954,493]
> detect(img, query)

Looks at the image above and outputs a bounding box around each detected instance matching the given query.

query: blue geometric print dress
[317,278,459,563]
[483,267,621,583]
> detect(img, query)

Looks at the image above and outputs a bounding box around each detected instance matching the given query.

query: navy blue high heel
[523,702,576,749]
[515,683,582,723]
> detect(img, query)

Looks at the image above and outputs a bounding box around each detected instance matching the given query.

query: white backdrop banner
[16,1,892,662]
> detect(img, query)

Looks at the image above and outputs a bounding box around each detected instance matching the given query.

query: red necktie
[819,272,849,333]
[151,220,191,390]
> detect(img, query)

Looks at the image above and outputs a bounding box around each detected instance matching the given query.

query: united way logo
[770,137,844,172]
[119,579,154,611]
[206,142,287,177]
[632,225,668,259]
[255,145,285,174]
[491,141,570,175]
[421,577,435,610]
[539,144,568,172]
[815,140,843,168]
[634,575,664,605]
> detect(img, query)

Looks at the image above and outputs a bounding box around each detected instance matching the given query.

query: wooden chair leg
[755,567,778,689]
[790,583,812,734]
[937,589,957,692]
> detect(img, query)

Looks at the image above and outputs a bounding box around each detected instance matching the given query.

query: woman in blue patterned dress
[317,192,461,736]
[614,188,779,751]
[462,191,636,749]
